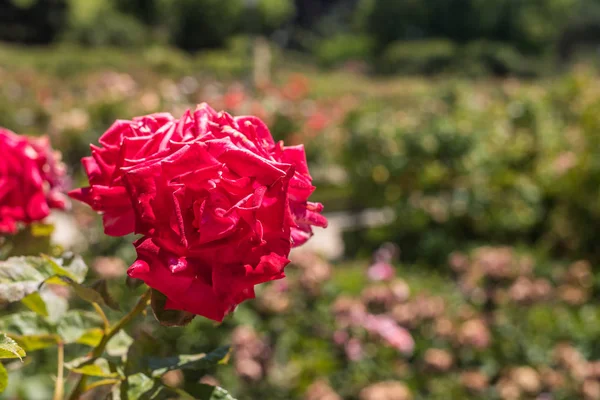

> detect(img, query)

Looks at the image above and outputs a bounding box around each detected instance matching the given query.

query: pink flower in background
[0,128,67,233]
[364,314,415,355]
[367,261,395,281]
[367,242,399,281]
[345,338,364,361]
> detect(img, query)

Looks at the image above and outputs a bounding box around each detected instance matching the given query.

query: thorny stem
[67,289,151,400]
[52,342,64,400]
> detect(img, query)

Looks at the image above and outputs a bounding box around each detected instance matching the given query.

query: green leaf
[56,311,102,344]
[106,330,133,357]
[38,287,69,323]
[65,357,119,378]
[16,335,59,351]
[58,277,120,311]
[0,312,54,336]
[90,280,120,311]
[41,255,88,284]
[0,313,58,351]
[76,328,103,348]
[20,292,48,317]
[58,276,103,302]
[0,255,88,304]
[185,384,237,400]
[119,372,234,400]
[0,238,12,260]
[0,334,26,360]
[126,373,165,399]
[150,289,195,327]
[148,346,231,377]
[0,257,50,303]
[125,332,159,377]
[0,363,7,394]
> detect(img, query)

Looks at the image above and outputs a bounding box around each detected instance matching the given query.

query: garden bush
[314,34,375,68]
[337,70,600,264]
[64,0,148,47]
[160,0,244,50]
[378,40,457,75]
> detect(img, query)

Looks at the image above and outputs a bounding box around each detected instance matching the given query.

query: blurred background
[4,0,600,399]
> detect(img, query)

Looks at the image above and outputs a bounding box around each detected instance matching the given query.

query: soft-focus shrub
[113,0,161,25]
[255,0,296,35]
[338,74,600,263]
[315,34,375,68]
[354,0,430,48]
[378,40,457,75]
[458,41,539,77]
[160,0,244,50]
[0,0,67,44]
[356,0,580,55]
[65,0,148,47]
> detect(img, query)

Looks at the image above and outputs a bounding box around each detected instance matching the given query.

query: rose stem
[67,288,151,400]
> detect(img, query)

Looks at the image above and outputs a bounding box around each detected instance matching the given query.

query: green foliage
[147,346,230,376]
[114,0,161,25]
[356,0,580,54]
[65,0,148,47]
[0,255,87,304]
[257,0,295,33]
[0,242,232,399]
[159,0,244,50]
[0,363,7,394]
[0,313,58,351]
[375,39,537,77]
[56,311,103,343]
[315,34,374,68]
[186,384,237,400]
[334,71,600,263]
[20,293,49,317]
[355,0,430,46]
[119,337,234,399]
[0,310,103,350]
[458,40,539,77]
[106,330,134,357]
[59,277,120,311]
[0,334,26,360]
[242,0,296,35]
[65,356,119,378]
[378,39,457,75]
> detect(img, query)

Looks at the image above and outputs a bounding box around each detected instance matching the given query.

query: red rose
[70,104,327,244]
[0,128,67,233]
[71,104,327,321]
[69,112,176,236]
